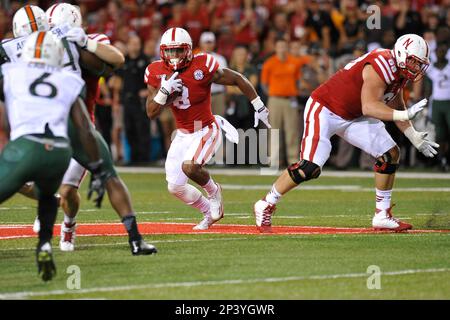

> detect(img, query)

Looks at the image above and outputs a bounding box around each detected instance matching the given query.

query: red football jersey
[145,53,219,132]
[312,49,408,120]
[82,33,111,123]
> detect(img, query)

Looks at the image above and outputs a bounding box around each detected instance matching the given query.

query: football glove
[153,72,183,105]
[87,160,108,208]
[393,98,427,121]
[404,127,439,158]
[251,96,271,128]
[65,27,97,52]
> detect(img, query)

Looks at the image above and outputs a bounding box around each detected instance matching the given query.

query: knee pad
[374,151,399,174]
[167,183,202,205]
[287,160,321,185]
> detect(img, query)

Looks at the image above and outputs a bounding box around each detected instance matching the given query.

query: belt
[24,135,70,148]
[211,92,225,96]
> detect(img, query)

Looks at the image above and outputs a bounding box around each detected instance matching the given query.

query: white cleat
[254,199,276,233]
[59,222,77,251]
[372,207,412,232]
[209,183,224,222]
[33,217,40,233]
[193,215,214,230]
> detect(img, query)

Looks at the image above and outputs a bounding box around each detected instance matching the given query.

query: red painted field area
[0,222,449,239]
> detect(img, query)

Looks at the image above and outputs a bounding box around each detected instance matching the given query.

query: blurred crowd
[1,0,449,170]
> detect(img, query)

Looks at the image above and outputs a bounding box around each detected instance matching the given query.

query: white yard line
[1,267,448,300]
[221,184,450,192]
[116,167,450,179]
[0,236,256,252]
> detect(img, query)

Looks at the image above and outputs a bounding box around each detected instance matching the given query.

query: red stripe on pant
[300,99,316,160]
[202,122,220,165]
[192,125,214,163]
[308,104,324,161]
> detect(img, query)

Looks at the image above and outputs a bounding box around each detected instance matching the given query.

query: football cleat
[59,222,76,252]
[129,239,157,256]
[254,199,276,233]
[193,215,215,230]
[372,206,412,232]
[209,183,224,222]
[36,242,56,282]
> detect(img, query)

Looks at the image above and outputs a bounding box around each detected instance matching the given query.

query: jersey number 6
[30,73,58,98]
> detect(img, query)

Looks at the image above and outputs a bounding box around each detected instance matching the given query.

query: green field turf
[0,171,449,299]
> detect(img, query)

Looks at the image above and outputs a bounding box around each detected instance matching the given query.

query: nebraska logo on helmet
[160,27,193,71]
[394,34,430,81]
[402,38,414,50]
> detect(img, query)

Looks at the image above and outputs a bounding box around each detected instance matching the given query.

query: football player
[145,28,270,230]
[3,4,156,255]
[254,34,439,232]
[0,31,104,281]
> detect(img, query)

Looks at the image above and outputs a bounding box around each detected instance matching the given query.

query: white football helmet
[394,34,430,81]
[160,27,193,70]
[46,3,82,29]
[21,31,64,67]
[13,5,49,38]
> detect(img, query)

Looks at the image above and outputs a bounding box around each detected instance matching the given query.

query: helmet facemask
[160,43,192,71]
[400,55,430,81]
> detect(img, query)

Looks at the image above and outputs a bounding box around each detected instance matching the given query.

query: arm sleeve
[144,64,160,87]
[366,53,396,85]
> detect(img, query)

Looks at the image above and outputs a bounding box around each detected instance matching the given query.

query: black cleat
[36,242,56,282]
[129,239,157,256]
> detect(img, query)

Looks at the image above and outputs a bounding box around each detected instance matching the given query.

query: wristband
[86,38,98,53]
[392,110,409,121]
[87,159,103,174]
[153,90,168,105]
[251,96,265,111]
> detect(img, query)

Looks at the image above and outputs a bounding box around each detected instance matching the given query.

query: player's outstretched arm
[79,49,115,77]
[212,67,257,100]
[361,65,425,121]
[213,68,271,128]
[66,27,125,69]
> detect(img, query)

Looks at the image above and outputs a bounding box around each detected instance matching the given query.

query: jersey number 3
[173,86,191,109]
[30,73,58,98]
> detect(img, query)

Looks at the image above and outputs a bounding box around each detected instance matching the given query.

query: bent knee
[59,185,79,200]
[167,183,187,197]
[387,145,400,163]
[181,162,201,177]
[287,160,321,185]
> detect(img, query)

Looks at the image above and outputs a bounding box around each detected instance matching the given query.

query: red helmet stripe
[171,28,176,41]
[48,4,60,24]
[25,5,38,32]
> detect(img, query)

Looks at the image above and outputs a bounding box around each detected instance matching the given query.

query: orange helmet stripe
[24,5,38,32]
[34,32,46,58]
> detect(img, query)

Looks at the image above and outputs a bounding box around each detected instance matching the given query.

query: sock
[375,188,392,212]
[63,214,76,226]
[191,195,211,215]
[122,214,142,242]
[265,185,282,205]
[38,195,58,246]
[202,178,218,197]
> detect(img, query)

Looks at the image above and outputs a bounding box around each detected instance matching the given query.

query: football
[165,89,182,106]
